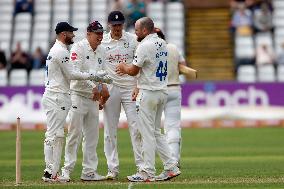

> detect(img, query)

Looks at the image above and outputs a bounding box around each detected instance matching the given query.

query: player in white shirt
[100,11,143,180]
[155,28,187,168]
[59,21,110,182]
[41,22,107,182]
[116,17,180,182]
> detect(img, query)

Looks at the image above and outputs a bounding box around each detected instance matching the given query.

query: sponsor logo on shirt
[62,57,69,63]
[124,42,129,48]
[98,58,102,64]
[108,54,129,64]
[71,52,77,61]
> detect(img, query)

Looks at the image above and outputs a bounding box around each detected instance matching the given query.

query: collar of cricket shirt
[85,38,99,53]
[106,30,127,42]
[56,39,68,50]
[140,33,157,44]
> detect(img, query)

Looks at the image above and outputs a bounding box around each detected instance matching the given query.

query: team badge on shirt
[62,57,69,63]
[124,42,129,48]
[98,58,102,64]
[71,52,77,61]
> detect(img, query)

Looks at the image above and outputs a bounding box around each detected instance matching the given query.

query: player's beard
[137,36,145,42]
[65,36,74,45]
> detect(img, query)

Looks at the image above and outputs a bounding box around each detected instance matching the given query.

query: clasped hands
[115,63,127,76]
[89,70,112,84]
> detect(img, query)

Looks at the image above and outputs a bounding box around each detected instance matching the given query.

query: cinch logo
[0,90,42,110]
[188,86,269,107]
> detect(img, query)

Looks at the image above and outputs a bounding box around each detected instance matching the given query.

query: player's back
[135,33,168,91]
[44,40,70,94]
[166,43,184,86]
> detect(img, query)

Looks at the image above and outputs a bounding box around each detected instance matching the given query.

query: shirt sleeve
[69,44,96,88]
[100,47,107,70]
[57,44,92,80]
[133,43,147,68]
[177,48,185,63]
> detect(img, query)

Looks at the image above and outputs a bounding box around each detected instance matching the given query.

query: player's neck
[111,32,122,40]
[90,44,98,51]
[57,37,68,47]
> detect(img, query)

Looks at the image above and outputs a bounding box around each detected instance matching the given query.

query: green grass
[0,127,284,188]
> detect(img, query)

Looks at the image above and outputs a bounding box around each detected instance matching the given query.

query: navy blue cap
[87,21,104,33]
[55,22,78,34]
[108,11,125,25]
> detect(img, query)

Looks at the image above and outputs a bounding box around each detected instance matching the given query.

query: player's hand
[131,87,139,101]
[100,84,110,105]
[99,101,104,110]
[116,63,126,76]
[92,86,100,101]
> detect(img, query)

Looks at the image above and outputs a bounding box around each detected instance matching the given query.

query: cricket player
[116,17,180,182]
[101,10,143,180]
[41,22,107,182]
[59,21,109,182]
[155,28,187,167]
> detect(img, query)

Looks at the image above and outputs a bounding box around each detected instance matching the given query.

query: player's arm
[116,43,145,76]
[131,86,139,101]
[116,63,140,76]
[58,46,101,81]
[67,46,97,89]
[177,49,197,79]
[179,64,197,79]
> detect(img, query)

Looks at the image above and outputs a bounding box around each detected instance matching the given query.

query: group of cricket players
[42,10,189,183]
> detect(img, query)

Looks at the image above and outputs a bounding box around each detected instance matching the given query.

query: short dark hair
[155,28,165,40]
[139,17,154,32]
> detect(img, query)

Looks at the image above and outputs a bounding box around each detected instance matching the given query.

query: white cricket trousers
[103,84,143,173]
[42,91,71,176]
[137,89,177,176]
[164,87,182,162]
[62,94,100,175]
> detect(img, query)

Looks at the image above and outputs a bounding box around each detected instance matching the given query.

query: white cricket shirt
[44,40,72,94]
[69,38,106,99]
[133,33,168,91]
[166,43,185,86]
[101,31,138,88]
[44,39,97,94]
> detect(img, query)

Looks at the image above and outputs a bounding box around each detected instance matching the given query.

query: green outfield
[0,127,284,189]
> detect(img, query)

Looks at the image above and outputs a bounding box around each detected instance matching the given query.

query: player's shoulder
[96,45,106,55]
[70,38,87,52]
[97,44,105,52]
[49,41,68,58]
[124,31,136,40]
[74,38,87,48]
[166,43,179,52]
[167,43,177,49]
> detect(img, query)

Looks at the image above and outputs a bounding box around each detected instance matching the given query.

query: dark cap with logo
[108,11,125,25]
[87,20,104,33]
[55,22,78,34]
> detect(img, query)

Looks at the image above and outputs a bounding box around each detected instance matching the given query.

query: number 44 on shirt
[156,60,167,81]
